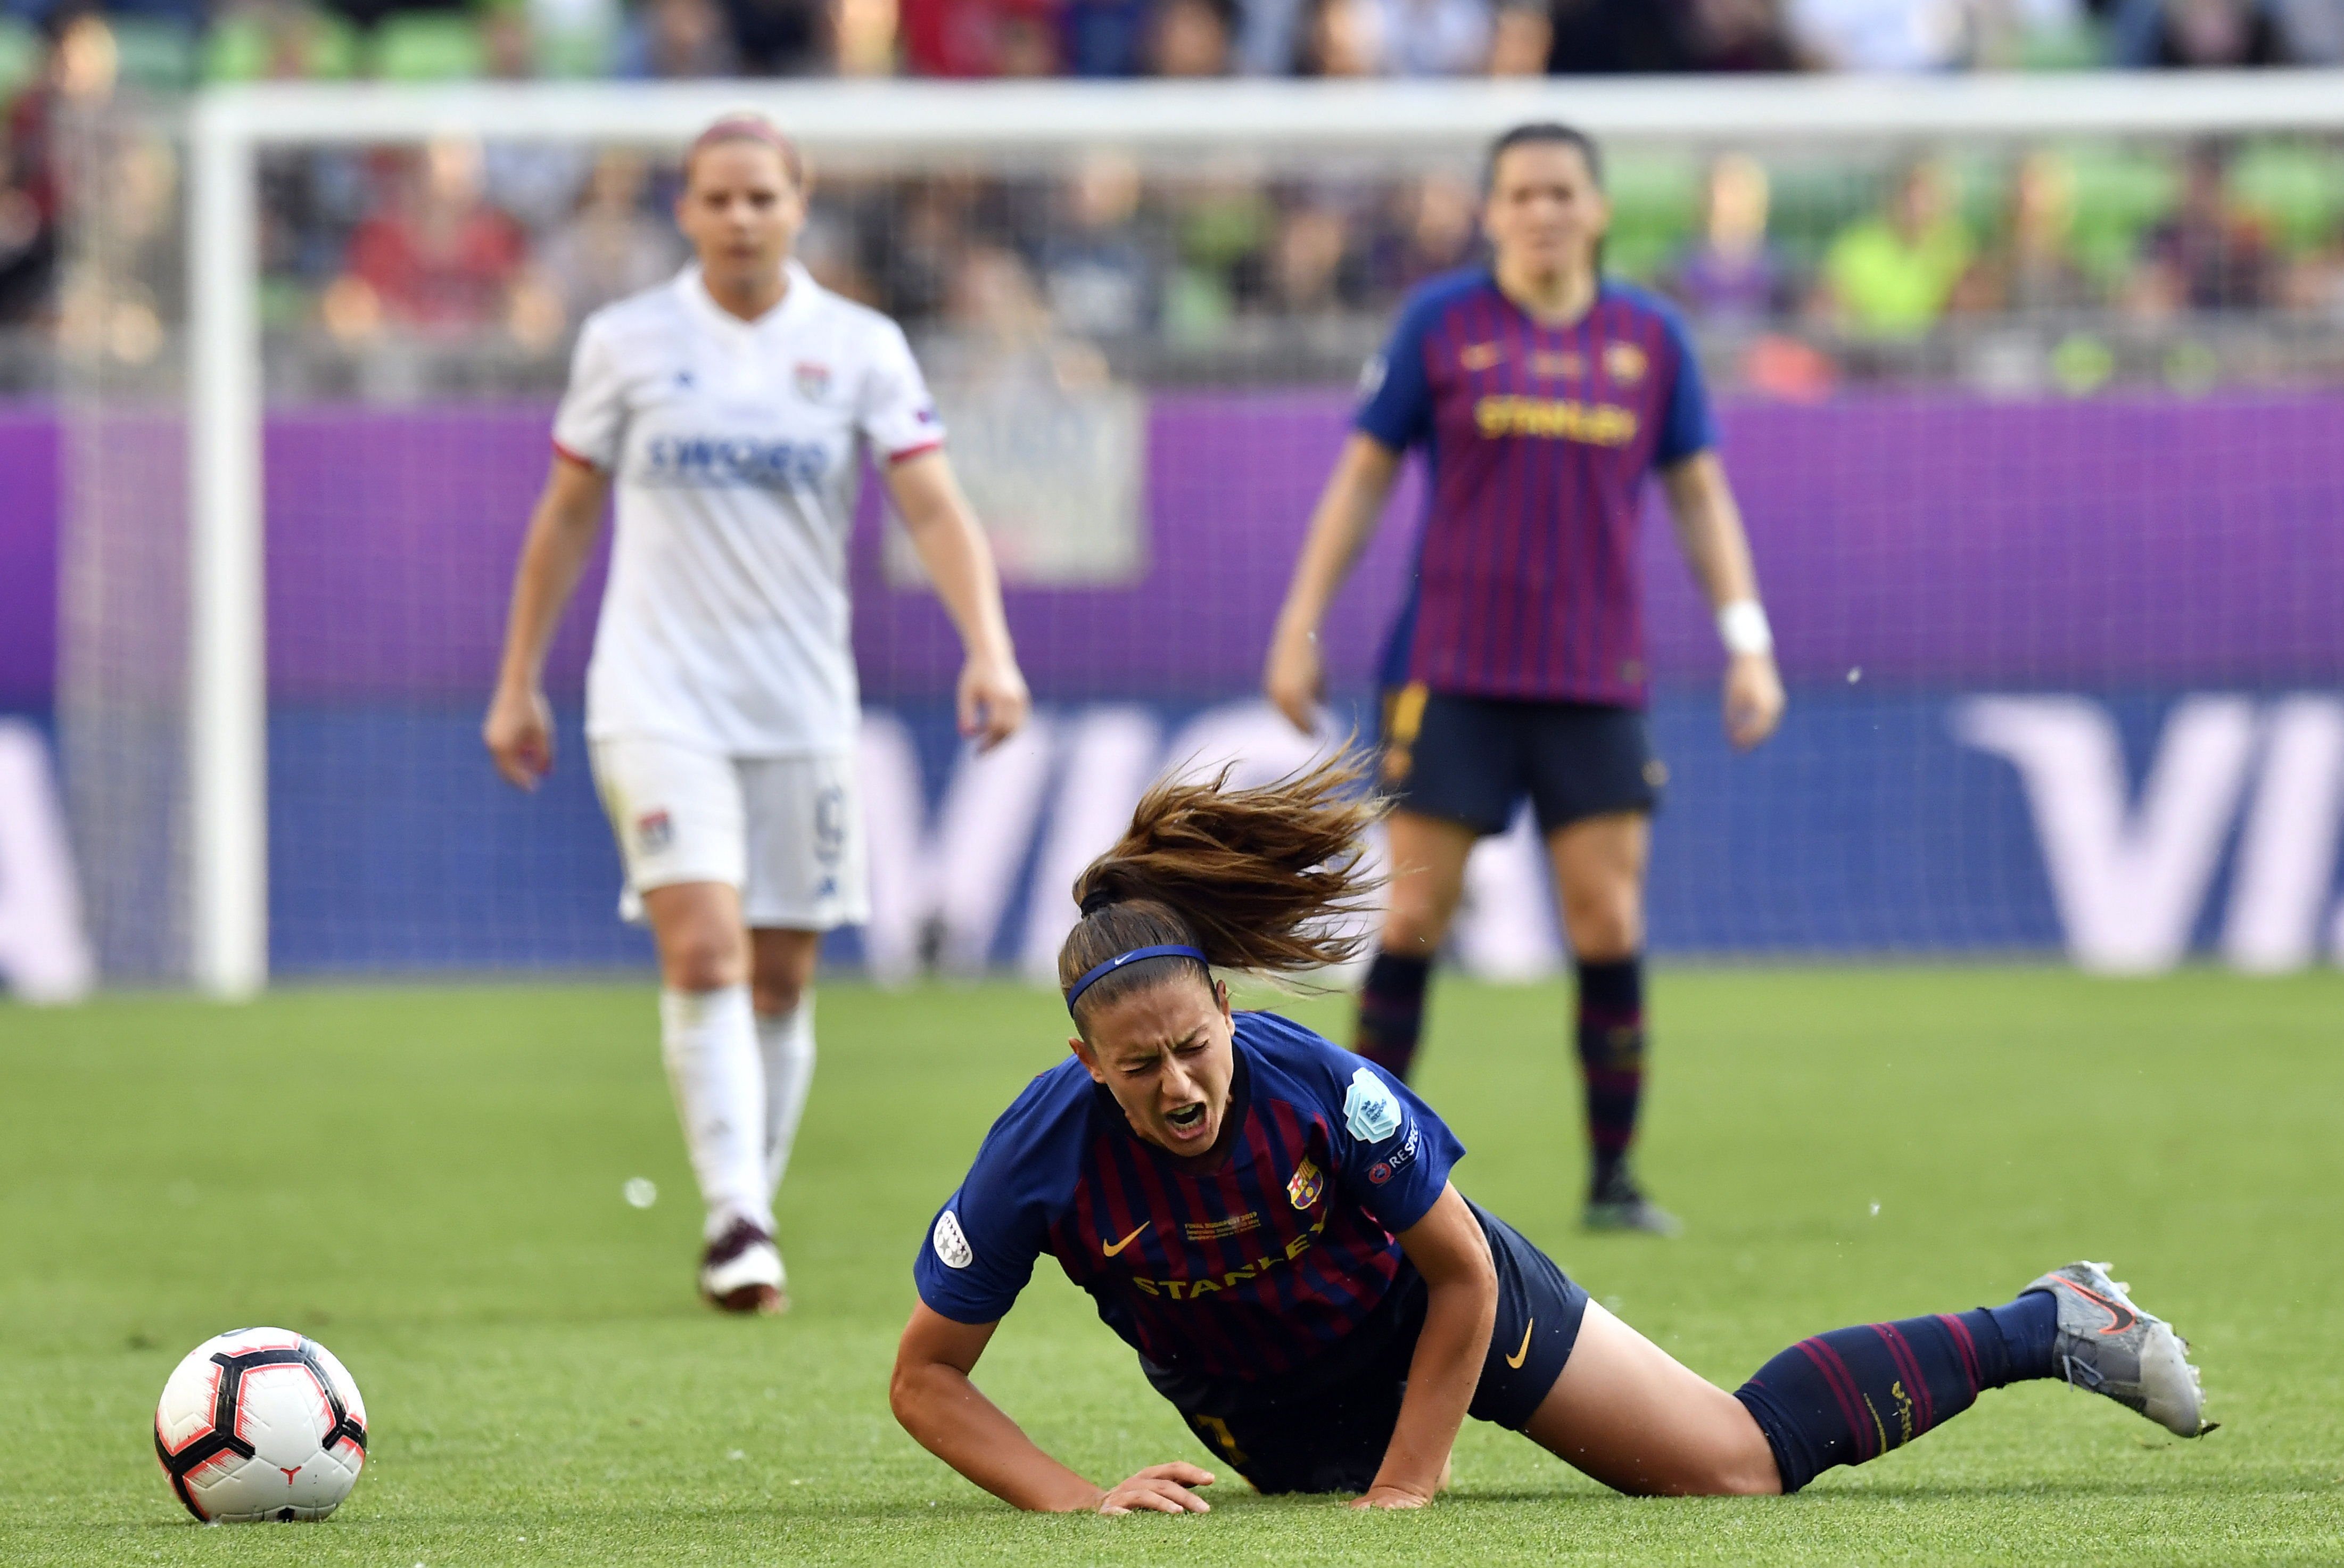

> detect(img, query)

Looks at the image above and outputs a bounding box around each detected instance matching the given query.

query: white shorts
[590,736,870,930]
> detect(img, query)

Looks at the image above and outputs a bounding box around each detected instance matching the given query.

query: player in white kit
[485,114,1029,1314]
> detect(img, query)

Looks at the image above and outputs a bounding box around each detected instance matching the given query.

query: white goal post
[180,69,2344,997]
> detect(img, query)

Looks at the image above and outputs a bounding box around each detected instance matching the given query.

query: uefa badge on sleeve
[1368,1124,1421,1186]
[1343,1068,1402,1143]
[932,1211,973,1269]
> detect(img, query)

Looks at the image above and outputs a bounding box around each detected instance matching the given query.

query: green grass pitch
[4,968,2340,1565]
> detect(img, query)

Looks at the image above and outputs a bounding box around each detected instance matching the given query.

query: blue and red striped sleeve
[1652,299,1716,468]
[913,1061,1090,1324]
[1235,1012,1462,1235]
[1352,288,1448,453]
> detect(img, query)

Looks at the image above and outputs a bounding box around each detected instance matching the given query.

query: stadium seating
[0,16,37,97]
[106,15,199,90]
[202,10,362,81]
[368,12,489,81]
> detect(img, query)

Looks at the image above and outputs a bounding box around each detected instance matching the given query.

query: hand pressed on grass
[1095,1462,1215,1515]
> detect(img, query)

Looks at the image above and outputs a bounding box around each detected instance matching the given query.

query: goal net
[51,75,2344,993]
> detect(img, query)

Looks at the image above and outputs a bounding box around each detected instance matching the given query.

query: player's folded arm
[1394,1183,1497,1288]
[893,1301,997,1382]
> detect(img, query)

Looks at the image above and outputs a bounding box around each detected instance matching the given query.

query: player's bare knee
[1704,1448,1784,1496]
[1647,1450,1774,1498]
[663,930,745,993]
[1689,1412,1785,1496]
[753,973,805,1017]
[1382,890,1459,957]
[1380,912,1444,958]
[1564,899,1640,962]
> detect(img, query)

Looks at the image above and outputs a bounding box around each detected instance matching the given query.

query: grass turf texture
[3,970,2339,1565]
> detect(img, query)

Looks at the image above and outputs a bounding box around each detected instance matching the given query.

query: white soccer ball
[153,1327,368,1523]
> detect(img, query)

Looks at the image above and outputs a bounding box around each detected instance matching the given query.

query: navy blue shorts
[1142,1203,1589,1495]
[1380,684,1663,837]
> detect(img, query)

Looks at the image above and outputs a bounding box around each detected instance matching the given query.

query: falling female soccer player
[1265,121,1786,1234]
[889,758,2210,1512]
[485,113,1029,1314]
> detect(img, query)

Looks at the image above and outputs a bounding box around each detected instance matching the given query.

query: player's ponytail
[1059,753,1385,1028]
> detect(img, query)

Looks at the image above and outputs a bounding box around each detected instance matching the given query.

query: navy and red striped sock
[1353,952,1432,1082]
[1733,1291,2060,1492]
[1575,956,1644,1194]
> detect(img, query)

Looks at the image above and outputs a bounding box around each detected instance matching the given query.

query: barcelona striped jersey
[914,1012,1464,1382]
[1356,268,1717,708]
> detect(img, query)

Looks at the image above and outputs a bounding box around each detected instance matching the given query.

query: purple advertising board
[6,392,2341,708]
[0,409,58,709]
[258,392,2344,702]
[3,392,2340,977]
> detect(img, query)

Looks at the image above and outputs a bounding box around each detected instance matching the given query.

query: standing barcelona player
[888,758,2211,1513]
[1263,122,1786,1234]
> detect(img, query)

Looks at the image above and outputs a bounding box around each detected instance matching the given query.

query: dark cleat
[1583,1167,1682,1237]
[699,1218,788,1316]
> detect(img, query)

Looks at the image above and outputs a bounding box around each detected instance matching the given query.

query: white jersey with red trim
[554,260,944,756]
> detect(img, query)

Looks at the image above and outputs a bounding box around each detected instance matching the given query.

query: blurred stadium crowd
[6,0,2344,393]
[12,0,2344,86]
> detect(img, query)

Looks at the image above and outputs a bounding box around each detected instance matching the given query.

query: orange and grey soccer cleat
[2024,1261,2212,1437]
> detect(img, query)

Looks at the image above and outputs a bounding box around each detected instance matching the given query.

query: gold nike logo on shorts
[1506,1318,1534,1369]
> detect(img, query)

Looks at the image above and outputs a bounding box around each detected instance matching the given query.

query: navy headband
[1064,945,1209,1017]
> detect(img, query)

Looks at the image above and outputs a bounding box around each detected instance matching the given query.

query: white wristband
[1717,600,1773,657]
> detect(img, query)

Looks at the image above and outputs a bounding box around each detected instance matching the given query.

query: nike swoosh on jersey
[1505,1319,1534,1369]
[2055,1276,2139,1334]
[1102,1223,1150,1258]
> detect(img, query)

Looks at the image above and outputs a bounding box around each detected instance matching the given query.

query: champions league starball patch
[1343,1068,1403,1144]
[932,1211,973,1269]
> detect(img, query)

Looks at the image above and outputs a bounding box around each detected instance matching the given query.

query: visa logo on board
[1958,695,2344,973]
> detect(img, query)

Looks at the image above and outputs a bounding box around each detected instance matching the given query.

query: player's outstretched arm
[885,451,1030,752]
[1264,434,1402,735]
[484,455,610,790]
[889,1303,1214,1514]
[1357,1182,1498,1510]
[1660,452,1786,752]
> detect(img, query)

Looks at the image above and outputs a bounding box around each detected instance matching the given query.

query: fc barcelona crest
[793,360,832,400]
[1286,1157,1324,1210]
[1603,340,1647,384]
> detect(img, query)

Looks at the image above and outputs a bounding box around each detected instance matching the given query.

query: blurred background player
[484,113,1030,1313]
[1264,122,1785,1236]
[889,760,2212,1514]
